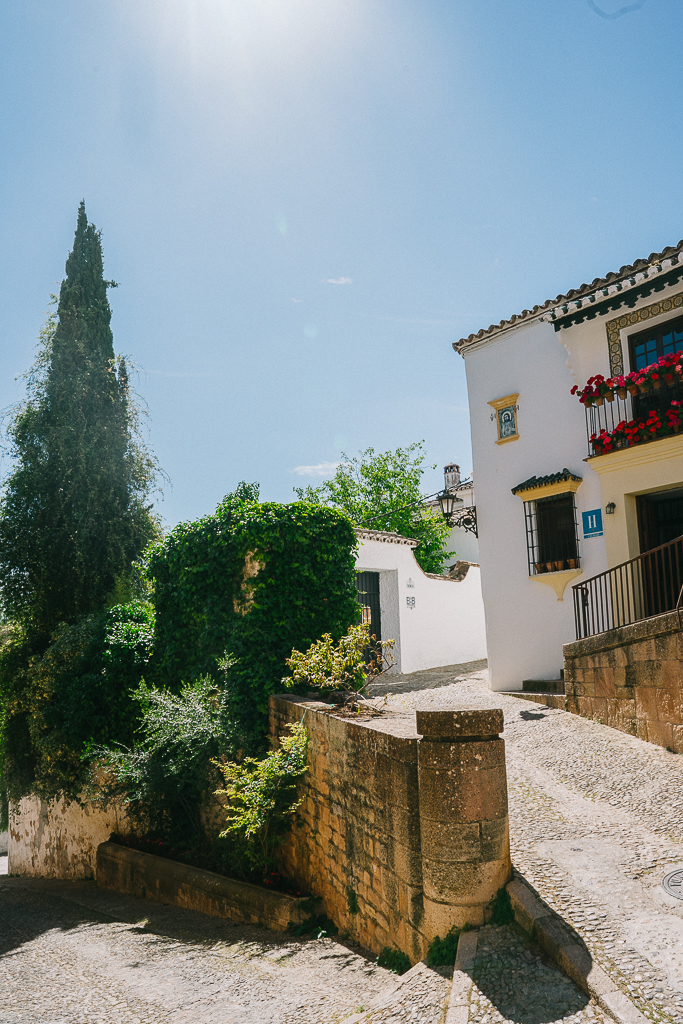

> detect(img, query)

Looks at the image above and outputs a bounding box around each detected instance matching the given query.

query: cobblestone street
[3,661,683,1022]
[380,663,683,1024]
[0,876,396,1023]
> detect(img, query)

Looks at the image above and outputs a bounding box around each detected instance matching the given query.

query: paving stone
[0,876,396,1023]
[373,665,683,1024]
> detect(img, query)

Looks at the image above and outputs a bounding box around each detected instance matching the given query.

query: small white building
[354,528,487,675]
[455,239,683,691]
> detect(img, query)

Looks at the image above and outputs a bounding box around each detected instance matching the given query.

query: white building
[354,528,487,675]
[456,239,683,691]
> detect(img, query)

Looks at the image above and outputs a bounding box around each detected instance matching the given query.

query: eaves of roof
[354,528,418,547]
[453,239,683,355]
[511,469,582,496]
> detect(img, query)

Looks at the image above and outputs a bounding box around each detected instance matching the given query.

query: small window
[523,492,580,576]
[629,314,683,371]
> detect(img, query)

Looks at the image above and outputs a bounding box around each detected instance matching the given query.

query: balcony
[572,533,683,639]
[582,377,683,458]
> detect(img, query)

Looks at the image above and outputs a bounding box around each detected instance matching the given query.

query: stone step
[502,691,567,710]
[522,679,565,694]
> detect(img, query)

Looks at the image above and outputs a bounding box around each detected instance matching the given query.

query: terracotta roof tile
[454,239,683,353]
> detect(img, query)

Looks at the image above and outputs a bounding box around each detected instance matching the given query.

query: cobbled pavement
[3,661,683,1023]
[377,663,683,1024]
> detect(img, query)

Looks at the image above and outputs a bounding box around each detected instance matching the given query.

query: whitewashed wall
[356,532,487,674]
[462,275,683,691]
[8,795,128,879]
[446,482,480,564]
[463,319,607,691]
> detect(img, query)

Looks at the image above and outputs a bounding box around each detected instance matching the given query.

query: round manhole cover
[662,870,683,899]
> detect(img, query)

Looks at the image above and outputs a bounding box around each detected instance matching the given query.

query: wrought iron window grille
[523,492,580,576]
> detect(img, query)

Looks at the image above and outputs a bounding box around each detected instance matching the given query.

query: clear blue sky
[1,0,681,527]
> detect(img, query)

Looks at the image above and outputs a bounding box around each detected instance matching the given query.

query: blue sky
[1,0,681,527]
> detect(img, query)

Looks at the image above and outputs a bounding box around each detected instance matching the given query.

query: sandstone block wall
[269,696,510,961]
[563,610,683,752]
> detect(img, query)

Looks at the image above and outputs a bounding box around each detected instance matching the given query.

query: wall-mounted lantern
[605,502,616,515]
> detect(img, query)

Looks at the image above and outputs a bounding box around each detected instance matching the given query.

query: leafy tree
[294,442,452,573]
[0,202,161,639]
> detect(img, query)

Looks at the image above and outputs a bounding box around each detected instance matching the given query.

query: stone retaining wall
[270,696,511,961]
[96,841,309,931]
[563,610,683,752]
[8,794,129,879]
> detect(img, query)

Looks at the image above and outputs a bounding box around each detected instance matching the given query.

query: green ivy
[146,486,359,749]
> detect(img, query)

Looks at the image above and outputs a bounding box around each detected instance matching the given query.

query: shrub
[377,947,411,975]
[0,601,154,803]
[92,675,233,850]
[282,623,394,694]
[214,720,309,878]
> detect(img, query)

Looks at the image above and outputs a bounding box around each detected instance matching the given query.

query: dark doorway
[355,571,381,641]
[637,488,683,553]
[636,488,683,617]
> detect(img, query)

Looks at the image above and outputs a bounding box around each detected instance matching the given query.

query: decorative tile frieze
[606,290,683,376]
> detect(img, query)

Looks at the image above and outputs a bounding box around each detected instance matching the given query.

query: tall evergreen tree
[0,202,160,638]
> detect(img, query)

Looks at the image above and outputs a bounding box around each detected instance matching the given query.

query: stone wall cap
[416,708,504,739]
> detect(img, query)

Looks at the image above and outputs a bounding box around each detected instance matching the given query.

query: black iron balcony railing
[572,534,683,639]
[583,376,683,458]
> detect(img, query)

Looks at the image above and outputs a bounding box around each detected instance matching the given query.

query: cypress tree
[0,202,160,639]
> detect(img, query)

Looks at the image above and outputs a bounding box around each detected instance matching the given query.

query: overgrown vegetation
[427,926,466,967]
[91,676,234,853]
[147,485,359,749]
[214,720,309,877]
[294,442,453,574]
[0,601,154,806]
[488,886,514,925]
[377,947,411,975]
[283,623,394,695]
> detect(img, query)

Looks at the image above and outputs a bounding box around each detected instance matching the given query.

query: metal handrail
[573,533,683,639]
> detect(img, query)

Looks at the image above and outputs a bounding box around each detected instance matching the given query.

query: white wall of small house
[355,536,487,675]
[462,319,607,691]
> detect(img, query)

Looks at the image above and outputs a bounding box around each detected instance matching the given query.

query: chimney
[444,462,460,491]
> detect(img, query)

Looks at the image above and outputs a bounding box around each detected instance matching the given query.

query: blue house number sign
[582,509,603,539]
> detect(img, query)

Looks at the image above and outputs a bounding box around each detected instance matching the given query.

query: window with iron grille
[523,492,580,576]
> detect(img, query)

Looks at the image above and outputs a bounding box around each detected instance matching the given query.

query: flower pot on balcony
[627,385,639,397]
[583,397,594,407]
[535,562,546,574]
[617,388,628,400]
[605,392,614,402]
[567,558,577,569]
[553,560,566,571]
[595,396,604,407]
[545,562,554,573]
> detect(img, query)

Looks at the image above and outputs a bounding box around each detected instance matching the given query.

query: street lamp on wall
[437,489,463,525]
[605,502,616,515]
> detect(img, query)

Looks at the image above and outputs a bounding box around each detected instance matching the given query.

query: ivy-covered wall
[146,493,360,748]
